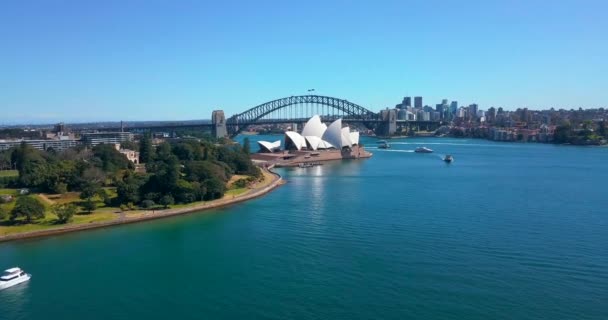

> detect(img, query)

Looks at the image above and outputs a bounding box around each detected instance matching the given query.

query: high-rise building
[436,104,445,119]
[469,104,479,119]
[450,101,458,115]
[414,97,423,109]
[487,107,497,123]
[403,97,412,108]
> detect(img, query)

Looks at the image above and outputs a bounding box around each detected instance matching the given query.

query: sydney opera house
[251,115,372,166]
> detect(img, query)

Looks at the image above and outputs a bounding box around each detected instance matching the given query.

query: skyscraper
[403,97,412,108]
[469,104,479,119]
[414,96,423,109]
[450,101,458,115]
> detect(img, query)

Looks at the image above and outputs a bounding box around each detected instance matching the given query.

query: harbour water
[1,136,607,319]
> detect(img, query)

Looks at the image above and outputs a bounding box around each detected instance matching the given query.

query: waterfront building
[397,109,407,120]
[257,140,282,153]
[414,97,423,109]
[81,132,133,146]
[253,115,370,166]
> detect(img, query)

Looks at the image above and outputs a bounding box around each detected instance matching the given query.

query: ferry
[378,140,391,149]
[443,155,453,163]
[414,146,433,153]
[0,267,31,290]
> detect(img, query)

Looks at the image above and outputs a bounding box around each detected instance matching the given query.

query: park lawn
[225,188,248,197]
[0,170,18,177]
[0,211,118,236]
[0,188,18,195]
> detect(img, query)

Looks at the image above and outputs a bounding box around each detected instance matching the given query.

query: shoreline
[0,168,284,243]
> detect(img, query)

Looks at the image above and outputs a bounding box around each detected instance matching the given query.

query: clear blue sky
[1,0,607,123]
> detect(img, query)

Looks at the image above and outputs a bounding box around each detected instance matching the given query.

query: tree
[203,177,226,200]
[159,194,174,208]
[80,181,101,201]
[243,137,251,155]
[554,124,572,143]
[81,198,97,213]
[10,196,45,223]
[141,199,155,209]
[92,144,131,173]
[52,203,77,224]
[139,133,154,164]
[0,206,8,220]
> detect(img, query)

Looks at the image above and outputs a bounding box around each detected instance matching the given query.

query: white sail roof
[304,136,321,150]
[285,131,306,150]
[301,115,327,138]
[349,131,360,145]
[322,119,343,149]
[341,127,353,147]
[257,140,281,152]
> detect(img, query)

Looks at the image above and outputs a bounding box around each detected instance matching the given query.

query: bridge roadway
[83,118,440,133]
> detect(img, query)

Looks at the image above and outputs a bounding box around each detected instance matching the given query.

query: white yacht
[0,267,31,290]
[414,146,434,153]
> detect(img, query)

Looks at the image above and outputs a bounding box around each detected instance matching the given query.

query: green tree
[203,177,226,200]
[159,194,174,208]
[81,198,97,213]
[0,206,8,220]
[92,144,131,173]
[243,137,251,155]
[139,133,154,164]
[554,124,572,143]
[52,203,77,224]
[141,199,155,209]
[10,196,45,223]
[599,121,606,137]
[80,181,101,201]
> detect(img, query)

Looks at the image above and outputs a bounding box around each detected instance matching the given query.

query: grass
[0,170,18,177]
[0,211,118,236]
[0,188,18,195]
[225,188,248,196]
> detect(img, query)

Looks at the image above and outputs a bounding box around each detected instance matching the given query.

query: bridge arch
[226,95,378,134]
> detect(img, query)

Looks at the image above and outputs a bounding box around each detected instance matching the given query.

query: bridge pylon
[212,110,227,139]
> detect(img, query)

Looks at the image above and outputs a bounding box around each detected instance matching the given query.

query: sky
[1,0,607,123]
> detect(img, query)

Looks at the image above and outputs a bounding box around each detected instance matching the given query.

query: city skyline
[1,0,607,123]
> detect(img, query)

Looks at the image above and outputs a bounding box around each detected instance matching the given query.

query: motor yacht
[414,146,433,153]
[443,155,453,163]
[378,140,391,149]
[0,267,31,290]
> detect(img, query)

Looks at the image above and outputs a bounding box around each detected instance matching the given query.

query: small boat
[378,140,391,149]
[0,267,31,290]
[415,147,433,153]
[298,162,322,168]
[443,155,453,163]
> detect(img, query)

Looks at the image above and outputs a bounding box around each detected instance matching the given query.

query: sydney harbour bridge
[99,95,442,137]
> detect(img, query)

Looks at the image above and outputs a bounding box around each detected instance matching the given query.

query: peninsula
[0,132,283,242]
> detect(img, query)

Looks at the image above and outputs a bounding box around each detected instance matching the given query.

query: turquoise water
[1,136,607,319]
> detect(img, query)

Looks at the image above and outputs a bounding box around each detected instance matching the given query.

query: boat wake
[367,147,415,153]
[388,142,510,147]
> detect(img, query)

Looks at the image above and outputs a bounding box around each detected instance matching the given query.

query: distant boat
[443,155,453,163]
[0,267,31,290]
[378,140,391,149]
[415,147,433,153]
[298,162,322,168]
